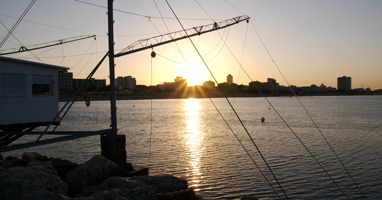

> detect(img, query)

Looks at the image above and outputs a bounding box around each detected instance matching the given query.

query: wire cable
[223,1,360,198]
[250,20,364,199]
[165,1,288,199]
[74,0,223,21]
[0,0,36,48]
[149,51,154,171]
[0,20,44,63]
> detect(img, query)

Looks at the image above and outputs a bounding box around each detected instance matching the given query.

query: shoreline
[59,92,381,102]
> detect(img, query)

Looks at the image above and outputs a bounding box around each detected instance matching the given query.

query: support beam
[108,0,117,135]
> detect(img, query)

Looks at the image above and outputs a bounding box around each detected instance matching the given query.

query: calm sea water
[6,95,382,199]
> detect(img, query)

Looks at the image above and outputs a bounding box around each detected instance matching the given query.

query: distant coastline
[59,91,381,102]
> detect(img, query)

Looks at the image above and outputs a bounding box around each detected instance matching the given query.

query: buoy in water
[261,117,265,122]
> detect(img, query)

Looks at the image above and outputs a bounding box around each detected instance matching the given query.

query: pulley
[151,50,156,58]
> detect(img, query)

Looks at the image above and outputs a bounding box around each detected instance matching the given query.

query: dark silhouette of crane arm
[115,15,249,58]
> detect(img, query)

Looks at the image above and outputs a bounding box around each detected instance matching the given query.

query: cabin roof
[0,56,70,71]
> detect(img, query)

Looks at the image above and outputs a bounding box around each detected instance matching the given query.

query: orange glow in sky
[176,63,209,86]
[1,0,381,90]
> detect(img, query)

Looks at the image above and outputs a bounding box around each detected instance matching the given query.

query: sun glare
[176,64,207,86]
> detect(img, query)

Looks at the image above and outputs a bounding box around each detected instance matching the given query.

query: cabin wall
[0,59,59,126]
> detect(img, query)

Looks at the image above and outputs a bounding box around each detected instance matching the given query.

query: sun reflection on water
[183,98,204,191]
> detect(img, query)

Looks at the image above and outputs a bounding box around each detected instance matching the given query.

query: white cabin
[0,56,69,130]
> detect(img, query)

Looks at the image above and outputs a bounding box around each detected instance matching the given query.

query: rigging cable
[153,1,281,197]
[0,13,91,35]
[0,0,36,48]
[74,0,222,21]
[0,20,44,63]
[74,53,94,78]
[205,8,347,199]
[48,53,109,134]
[71,38,96,69]
[165,1,288,199]
[95,37,99,128]
[60,42,66,67]
[223,1,361,198]
[152,0,191,69]
[149,49,155,170]
[153,28,229,66]
[203,85,283,200]
[249,20,365,199]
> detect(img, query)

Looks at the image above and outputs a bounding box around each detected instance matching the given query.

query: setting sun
[176,64,208,86]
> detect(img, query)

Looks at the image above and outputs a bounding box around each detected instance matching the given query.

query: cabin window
[0,73,27,97]
[32,75,54,96]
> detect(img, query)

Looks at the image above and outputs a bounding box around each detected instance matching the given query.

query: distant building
[263,78,279,93]
[337,76,351,91]
[249,81,262,92]
[227,74,233,85]
[58,72,73,90]
[72,78,106,90]
[311,84,320,93]
[203,80,215,89]
[116,76,136,90]
[319,84,326,92]
[58,71,106,91]
[158,76,187,91]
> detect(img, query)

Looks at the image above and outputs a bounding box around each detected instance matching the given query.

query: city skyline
[1,1,381,90]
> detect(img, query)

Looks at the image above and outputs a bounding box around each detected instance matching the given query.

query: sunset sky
[1,0,381,90]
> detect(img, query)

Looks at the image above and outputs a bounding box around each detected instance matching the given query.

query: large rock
[76,174,198,200]
[0,161,68,200]
[157,188,202,200]
[51,158,79,180]
[0,156,28,169]
[73,186,157,200]
[64,155,122,196]
[76,176,146,197]
[133,174,188,193]
[22,152,50,162]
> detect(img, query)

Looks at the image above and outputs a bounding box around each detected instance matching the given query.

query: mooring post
[101,135,126,167]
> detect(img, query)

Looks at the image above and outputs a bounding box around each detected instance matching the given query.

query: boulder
[132,174,188,193]
[26,161,57,175]
[22,152,50,162]
[76,176,145,197]
[1,156,28,169]
[64,155,122,196]
[157,188,202,200]
[76,174,199,200]
[0,161,68,200]
[51,158,79,180]
[73,186,157,200]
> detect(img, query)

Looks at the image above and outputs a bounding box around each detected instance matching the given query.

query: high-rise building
[58,72,73,90]
[115,76,136,90]
[227,74,233,85]
[337,76,351,91]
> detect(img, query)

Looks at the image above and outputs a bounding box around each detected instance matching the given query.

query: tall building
[58,72,73,90]
[158,76,187,91]
[337,76,351,91]
[58,71,105,91]
[227,74,233,85]
[203,80,215,88]
[115,76,136,90]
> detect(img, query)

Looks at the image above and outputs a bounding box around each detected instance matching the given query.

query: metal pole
[108,0,117,135]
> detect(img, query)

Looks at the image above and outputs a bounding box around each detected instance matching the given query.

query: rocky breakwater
[0,152,203,200]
